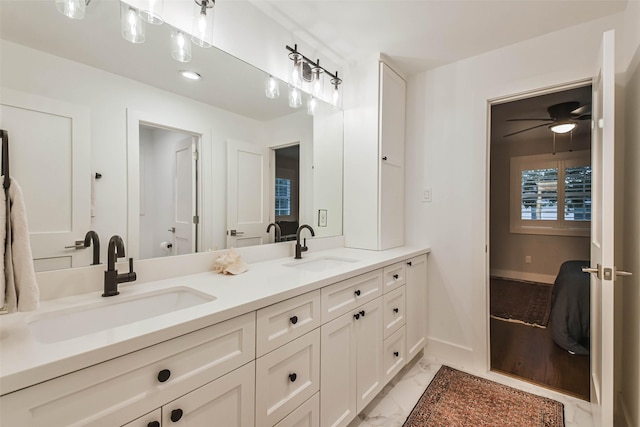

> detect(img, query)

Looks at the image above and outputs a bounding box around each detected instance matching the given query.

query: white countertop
[0,246,429,395]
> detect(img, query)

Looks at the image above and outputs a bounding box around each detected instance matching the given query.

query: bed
[550,260,591,355]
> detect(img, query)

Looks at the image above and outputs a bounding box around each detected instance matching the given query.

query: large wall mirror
[0,1,343,271]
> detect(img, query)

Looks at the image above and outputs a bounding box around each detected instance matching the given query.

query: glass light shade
[550,122,576,134]
[121,3,145,44]
[331,83,342,108]
[307,96,317,116]
[171,30,192,63]
[289,54,303,88]
[138,0,164,25]
[311,67,324,98]
[288,86,302,109]
[265,76,280,99]
[56,0,86,20]
[192,0,214,48]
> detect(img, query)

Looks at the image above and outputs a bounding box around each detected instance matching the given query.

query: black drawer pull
[393,274,399,280]
[354,313,360,320]
[157,369,171,383]
[170,409,183,422]
[393,308,399,313]
[290,315,298,325]
[382,156,388,161]
[148,422,160,427]
[360,310,365,317]
[289,373,297,382]
[407,261,412,266]
[354,289,361,297]
[394,351,399,357]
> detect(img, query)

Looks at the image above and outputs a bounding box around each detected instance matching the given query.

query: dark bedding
[550,260,591,355]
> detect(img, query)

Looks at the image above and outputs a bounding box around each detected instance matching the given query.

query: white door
[227,140,269,248]
[0,89,91,272]
[585,30,631,427]
[173,137,196,255]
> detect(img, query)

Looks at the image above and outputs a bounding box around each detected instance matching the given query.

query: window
[510,151,590,236]
[275,177,291,216]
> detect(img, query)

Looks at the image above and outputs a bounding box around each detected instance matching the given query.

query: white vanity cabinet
[405,254,428,361]
[320,297,384,427]
[0,313,256,427]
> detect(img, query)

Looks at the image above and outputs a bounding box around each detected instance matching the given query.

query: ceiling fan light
[550,122,576,134]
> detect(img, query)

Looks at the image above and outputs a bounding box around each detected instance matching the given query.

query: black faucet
[295,224,315,259]
[103,235,136,297]
[84,230,101,265]
[267,222,282,242]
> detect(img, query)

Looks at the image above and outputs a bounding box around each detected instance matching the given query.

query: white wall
[404,10,631,373]
[490,135,591,284]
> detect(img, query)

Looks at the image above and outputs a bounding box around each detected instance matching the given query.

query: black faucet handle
[128,257,134,273]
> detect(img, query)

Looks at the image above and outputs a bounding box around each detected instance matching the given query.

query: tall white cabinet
[344,56,407,250]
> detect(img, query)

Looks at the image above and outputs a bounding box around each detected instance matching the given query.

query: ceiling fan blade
[575,114,592,120]
[571,104,591,116]
[503,122,551,137]
[506,118,553,122]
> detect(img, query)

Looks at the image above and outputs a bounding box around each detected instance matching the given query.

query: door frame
[269,142,301,225]
[484,78,593,375]
[126,109,207,259]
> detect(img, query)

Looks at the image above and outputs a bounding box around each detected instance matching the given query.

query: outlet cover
[318,209,327,227]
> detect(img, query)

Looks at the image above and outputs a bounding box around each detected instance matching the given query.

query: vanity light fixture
[55,0,90,20]
[171,30,192,63]
[192,0,215,48]
[289,86,302,109]
[180,70,201,80]
[121,2,145,44]
[138,0,164,25]
[307,95,318,116]
[549,121,576,134]
[265,75,280,99]
[285,45,343,108]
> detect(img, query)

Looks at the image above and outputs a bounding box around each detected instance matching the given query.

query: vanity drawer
[257,290,321,357]
[383,285,406,339]
[274,393,319,427]
[0,312,256,427]
[122,409,161,427]
[383,326,406,385]
[321,269,383,323]
[383,262,406,293]
[256,329,320,427]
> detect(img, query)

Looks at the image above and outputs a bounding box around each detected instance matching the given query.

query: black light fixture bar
[286,44,342,85]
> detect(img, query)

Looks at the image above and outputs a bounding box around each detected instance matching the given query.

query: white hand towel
[3,177,39,312]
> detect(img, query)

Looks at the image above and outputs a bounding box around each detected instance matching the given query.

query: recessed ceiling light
[179,70,201,81]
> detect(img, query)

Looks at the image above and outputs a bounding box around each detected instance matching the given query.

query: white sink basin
[28,287,215,343]
[284,256,359,272]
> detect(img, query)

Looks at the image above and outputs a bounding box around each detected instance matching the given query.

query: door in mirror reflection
[273,145,300,242]
[139,125,199,259]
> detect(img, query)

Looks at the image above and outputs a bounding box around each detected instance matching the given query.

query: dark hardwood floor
[490,303,590,400]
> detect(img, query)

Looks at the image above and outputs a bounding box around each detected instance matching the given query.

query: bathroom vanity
[0,246,428,426]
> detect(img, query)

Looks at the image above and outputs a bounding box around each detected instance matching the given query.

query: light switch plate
[318,209,327,227]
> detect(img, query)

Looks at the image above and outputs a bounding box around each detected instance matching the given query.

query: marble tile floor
[347,355,593,427]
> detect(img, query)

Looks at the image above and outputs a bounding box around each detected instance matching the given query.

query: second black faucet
[295,224,315,259]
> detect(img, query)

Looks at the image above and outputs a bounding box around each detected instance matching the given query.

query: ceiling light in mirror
[307,96,317,116]
[171,30,192,63]
[121,2,145,44]
[192,0,214,48]
[550,122,576,134]
[265,76,280,99]
[180,70,201,80]
[56,0,87,20]
[138,0,164,25]
[289,86,302,108]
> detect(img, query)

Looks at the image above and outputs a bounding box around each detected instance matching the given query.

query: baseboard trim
[490,269,555,285]
[424,336,473,368]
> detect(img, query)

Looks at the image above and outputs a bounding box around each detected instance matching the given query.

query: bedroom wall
[404,8,632,376]
[489,134,591,284]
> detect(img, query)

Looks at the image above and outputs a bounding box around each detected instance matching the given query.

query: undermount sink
[28,287,215,343]
[284,256,359,272]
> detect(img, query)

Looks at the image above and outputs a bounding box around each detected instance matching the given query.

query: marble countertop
[0,246,429,395]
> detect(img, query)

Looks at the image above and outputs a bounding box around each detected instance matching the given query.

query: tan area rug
[403,366,564,427]
[490,278,554,328]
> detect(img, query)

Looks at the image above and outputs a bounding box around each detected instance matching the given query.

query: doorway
[488,84,592,400]
[138,124,199,259]
[273,144,300,241]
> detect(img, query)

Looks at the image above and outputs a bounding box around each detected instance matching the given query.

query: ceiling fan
[504,101,591,137]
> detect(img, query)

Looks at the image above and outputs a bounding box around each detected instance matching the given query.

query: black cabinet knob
[170,409,183,422]
[394,351,399,357]
[407,261,412,266]
[147,422,160,427]
[393,274,399,280]
[360,310,365,317]
[289,373,297,382]
[382,156,388,161]
[393,308,399,313]
[290,315,298,325]
[354,313,360,320]
[354,290,361,297]
[157,369,171,383]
